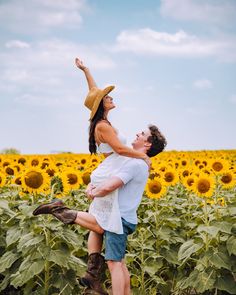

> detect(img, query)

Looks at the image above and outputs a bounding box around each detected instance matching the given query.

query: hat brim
[90,85,115,119]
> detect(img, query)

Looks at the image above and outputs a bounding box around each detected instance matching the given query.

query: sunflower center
[3,162,10,167]
[0,176,2,184]
[31,159,39,166]
[82,172,91,185]
[41,162,49,169]
[183,170,189,177]
[46,168,55,177]
[25,171,43,189]
[221,174,232,184]
[67,174,78,185]
[164,172,174,182]
[18,158,26,165]
[212,162,223,172]
[197,179,210,193]
[148,181,162,194]
[6,167,14,175]
[81,159,87,164]
[15,177,22,185]
[187,178,194,186]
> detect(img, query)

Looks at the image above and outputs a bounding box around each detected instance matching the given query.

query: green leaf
[210,251,232,271]
[48,249,69,268]
[143,263,160,276]
[178,269,215,292]
[0,251,20,272]
[197,225,219,237]
[178,239,203,261]
[10,260,44,288]
[212,221,232,234]
[215,274,236,294]
[0,272,11,292]
[0,199,15,216]
[194,271,215,293]
[56,228,83,247]
[0,199,10,210]
[6,226,22,247]
[160,248,180,265]
[17,232,44,250]
[226,236,236,255]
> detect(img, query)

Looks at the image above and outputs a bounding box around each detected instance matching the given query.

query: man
[83,125,167,295]
[33,124,167,295]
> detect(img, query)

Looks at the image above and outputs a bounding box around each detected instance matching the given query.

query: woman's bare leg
[74,212,104,234]
[88,231,103,254]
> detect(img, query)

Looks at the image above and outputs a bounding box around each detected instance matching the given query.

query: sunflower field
[0,150,235,295]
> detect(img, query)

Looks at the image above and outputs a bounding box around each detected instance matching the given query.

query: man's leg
[121,259,131,295]
[107,260,126,295]
[104,219,135,295]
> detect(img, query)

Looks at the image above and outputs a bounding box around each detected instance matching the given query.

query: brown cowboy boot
[79,253,108,295]
[32,199,77,224]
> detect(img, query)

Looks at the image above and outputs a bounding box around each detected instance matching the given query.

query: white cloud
[0,0,87,33]
[160,0,236,24]
[5,40,31,49]
[0,38,116,106]
[113,28,236,62]
[193,79,213,89]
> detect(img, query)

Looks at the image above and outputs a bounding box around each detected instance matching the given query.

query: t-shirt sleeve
[113,160,146,185]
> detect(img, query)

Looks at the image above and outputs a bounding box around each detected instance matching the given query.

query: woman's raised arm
[75,57,97,90]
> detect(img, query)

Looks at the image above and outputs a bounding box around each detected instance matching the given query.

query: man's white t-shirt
[113,157,149,225]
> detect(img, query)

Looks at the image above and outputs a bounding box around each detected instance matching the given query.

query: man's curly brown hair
[146,124,167,157]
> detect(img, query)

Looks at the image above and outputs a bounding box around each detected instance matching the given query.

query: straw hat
[84,85,115,119]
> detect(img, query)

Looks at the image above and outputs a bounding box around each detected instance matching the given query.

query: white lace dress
[89,134,127,234]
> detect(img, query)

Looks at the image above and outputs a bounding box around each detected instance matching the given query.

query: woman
[75,57,150,234]
[33,58,150,235]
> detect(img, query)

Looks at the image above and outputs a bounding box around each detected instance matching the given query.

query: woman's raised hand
[75,57,87,71]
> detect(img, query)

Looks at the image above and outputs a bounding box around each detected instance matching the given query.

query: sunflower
[60,169,83,193]
[21,167,50,194]
[163,168,179,186]
[182,175,195,191]
[218,171,235,189]
[4,165,16,176]
[43,163,58,178]
[0,172,7,187]
[81,169,92,185]
[192,173,215,198]
[145,178,167,199]
[210,159,229,174]
[179,168,193,179]
[29,156,42,167]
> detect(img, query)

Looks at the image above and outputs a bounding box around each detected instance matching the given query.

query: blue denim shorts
[104,218,136,261]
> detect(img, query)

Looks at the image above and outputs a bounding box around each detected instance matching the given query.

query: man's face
[132,129,151,149]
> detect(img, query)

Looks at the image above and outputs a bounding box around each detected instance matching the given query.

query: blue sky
[0,0,235,154]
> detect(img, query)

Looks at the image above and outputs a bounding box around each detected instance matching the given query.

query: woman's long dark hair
[89,100,110,154]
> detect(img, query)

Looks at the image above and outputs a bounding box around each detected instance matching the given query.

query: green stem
[140,232,145,292]
[203,199,210,250]
[44,228,51,295]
